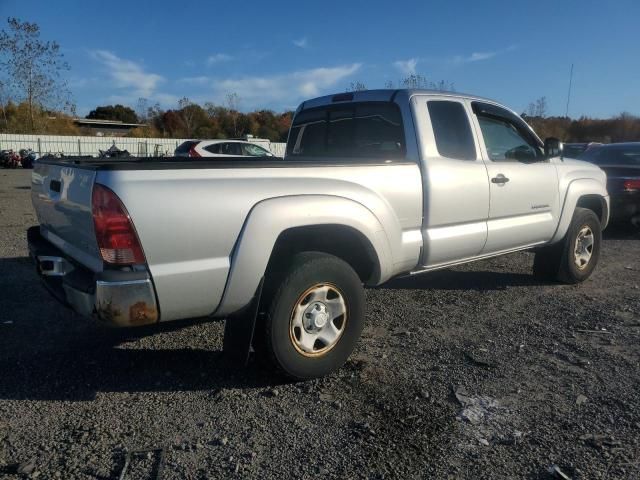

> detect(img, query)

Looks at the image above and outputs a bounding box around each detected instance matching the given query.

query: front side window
[243,144,271,156]
[286,102,405,160]
[473,101,543,162]
[427,101,476,160]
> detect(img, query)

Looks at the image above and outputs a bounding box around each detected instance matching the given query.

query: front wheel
[533,207,602,283]
[264,252,365,380]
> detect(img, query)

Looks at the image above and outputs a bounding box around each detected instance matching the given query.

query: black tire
[533,207,601,283]
[264,252,365,380]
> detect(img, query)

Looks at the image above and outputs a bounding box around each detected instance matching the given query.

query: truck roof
[297,88,501,112]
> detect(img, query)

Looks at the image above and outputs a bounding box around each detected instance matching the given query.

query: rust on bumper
[96,279,158,326]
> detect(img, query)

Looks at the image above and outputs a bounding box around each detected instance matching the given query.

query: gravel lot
[0,169,639,479]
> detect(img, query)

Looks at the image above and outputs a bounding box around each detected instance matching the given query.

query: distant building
[73,118,147,136]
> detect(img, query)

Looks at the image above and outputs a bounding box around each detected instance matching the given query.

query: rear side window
[204,143,221,154]
[221,143,242,155]
[286,102,405,159]
[427,101,476,160]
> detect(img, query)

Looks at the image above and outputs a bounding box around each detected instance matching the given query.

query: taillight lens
[188,145,201,157]
[92,184,145,265]
[623,179,640,191]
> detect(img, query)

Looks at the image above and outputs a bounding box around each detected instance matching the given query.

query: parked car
[563,142,602,159]
[175,139,274,158]
[28,89,609,380]
[579,142,640,223]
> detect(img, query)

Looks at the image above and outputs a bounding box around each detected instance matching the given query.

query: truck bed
[35,155,401,170]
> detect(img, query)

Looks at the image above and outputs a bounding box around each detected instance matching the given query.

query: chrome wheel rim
[289,283,347,357]
[574,225,594,270]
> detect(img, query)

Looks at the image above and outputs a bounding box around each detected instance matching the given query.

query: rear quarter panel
[97,163,422,321]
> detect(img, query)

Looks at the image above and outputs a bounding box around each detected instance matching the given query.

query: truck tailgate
[31,161,102,271]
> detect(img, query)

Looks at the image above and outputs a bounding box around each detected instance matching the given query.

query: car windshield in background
[563,144,589,158]
[580,144,640,165]
[286,102,405,159]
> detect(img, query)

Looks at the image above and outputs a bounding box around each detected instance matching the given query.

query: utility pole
[565,64,574,118]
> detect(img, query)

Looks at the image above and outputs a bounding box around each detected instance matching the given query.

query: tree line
[1,17,639,144]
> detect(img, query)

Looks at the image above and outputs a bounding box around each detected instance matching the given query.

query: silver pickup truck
[28,89,609,379]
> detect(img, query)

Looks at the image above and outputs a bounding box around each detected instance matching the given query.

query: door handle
[491,174,509,185]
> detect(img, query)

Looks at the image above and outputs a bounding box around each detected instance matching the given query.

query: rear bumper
[27,226,159,326]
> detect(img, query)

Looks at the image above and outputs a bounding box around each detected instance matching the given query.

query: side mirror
[544,137,564,159]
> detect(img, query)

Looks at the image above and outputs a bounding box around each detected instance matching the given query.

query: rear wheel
[264,252,365,380]
[533,207,601,283]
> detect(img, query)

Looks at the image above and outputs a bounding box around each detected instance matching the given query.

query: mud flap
[222,277,264,366]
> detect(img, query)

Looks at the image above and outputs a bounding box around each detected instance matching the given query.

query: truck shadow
[0,257,281,402]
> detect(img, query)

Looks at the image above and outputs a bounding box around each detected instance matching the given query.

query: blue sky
[2,0,639,118]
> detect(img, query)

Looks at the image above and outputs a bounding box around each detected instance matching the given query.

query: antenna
[565,63,574,118]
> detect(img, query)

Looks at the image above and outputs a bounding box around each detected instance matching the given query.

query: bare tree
[0,18,71,131]
[384,80,395,89]
[398,75,454,91]
[401,74,430,89]
[136,97,149,123]
[347,81,367,92]
[177,97,199,137]
[535,97,548,118]
[0,80,8,128]
[226,92,240,137]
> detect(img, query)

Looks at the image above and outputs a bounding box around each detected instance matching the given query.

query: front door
[470,101,560,254]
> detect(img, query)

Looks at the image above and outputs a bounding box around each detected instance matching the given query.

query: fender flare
[550,178,609,244]
[214,195,393,316]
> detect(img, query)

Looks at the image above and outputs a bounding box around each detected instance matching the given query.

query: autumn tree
[87,104,139,123]
[0,18,71,132]
[177,97,209,138]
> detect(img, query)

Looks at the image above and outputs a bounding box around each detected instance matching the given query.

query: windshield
[580,144,640,165]
[563,144,588,159]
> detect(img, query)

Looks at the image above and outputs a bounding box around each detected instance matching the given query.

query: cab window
[427,100,476,160]
[286,102,405,160]
[472,101,543,162]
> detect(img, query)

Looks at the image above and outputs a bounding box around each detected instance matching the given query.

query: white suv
[175,140,275,158]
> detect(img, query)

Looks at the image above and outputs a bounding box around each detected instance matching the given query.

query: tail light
[188,145,201,157]
[623,179,640,191]
[92,184,146,265]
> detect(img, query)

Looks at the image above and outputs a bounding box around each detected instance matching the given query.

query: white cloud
[452,45,517,64]
[393,58,418,75]
[91,50,163,97]
[293,37,308,48]
[210,63,361,105]
[178,76,210,85]
[206,53,232,65]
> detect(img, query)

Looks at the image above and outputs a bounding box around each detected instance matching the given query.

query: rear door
[412,95,490,267]
[470,101,560,253]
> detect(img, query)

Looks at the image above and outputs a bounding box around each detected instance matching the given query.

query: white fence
[0,133,287,157]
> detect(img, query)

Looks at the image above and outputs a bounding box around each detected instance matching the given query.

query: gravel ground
[0,169,639,479]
